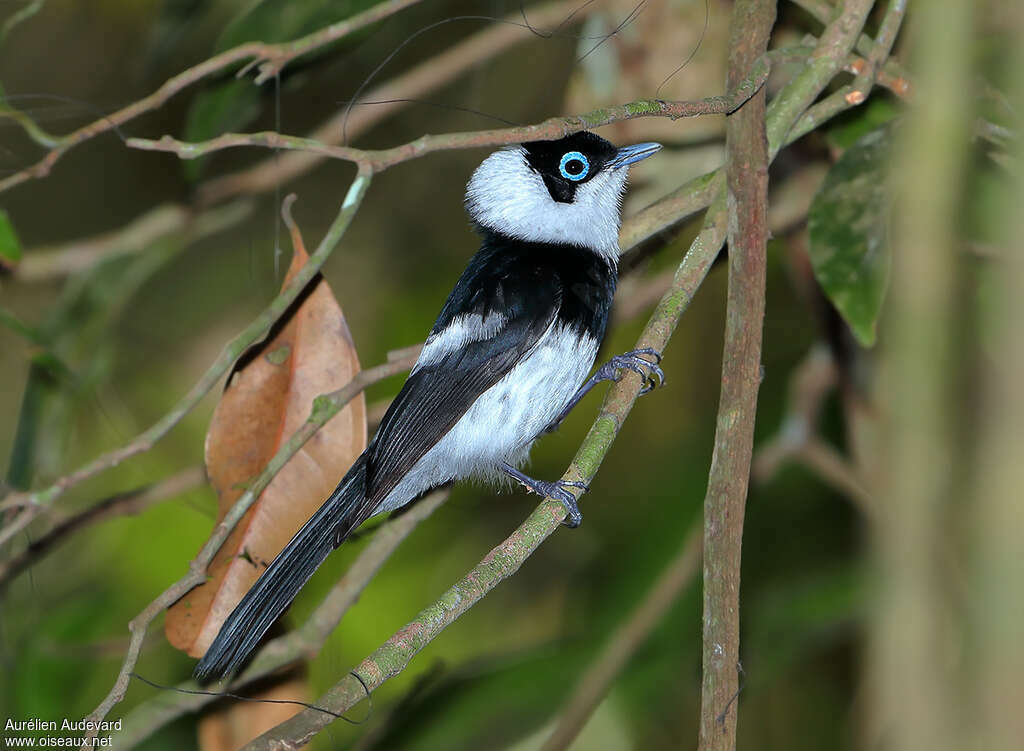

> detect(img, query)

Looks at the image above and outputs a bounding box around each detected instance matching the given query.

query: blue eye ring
[559,151,589,181]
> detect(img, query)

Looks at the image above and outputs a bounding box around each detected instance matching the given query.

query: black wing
[365,247,562,504]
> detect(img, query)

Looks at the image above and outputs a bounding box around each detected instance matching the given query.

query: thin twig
[248,0,425,84]
[127,66,771,174]
[0,467,206,590]
[790,0,910,90]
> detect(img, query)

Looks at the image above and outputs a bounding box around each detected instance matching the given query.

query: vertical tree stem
[871,0,973,748]
[698,1,774,748]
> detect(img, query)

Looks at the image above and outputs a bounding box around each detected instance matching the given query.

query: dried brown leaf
[166,227,367,657]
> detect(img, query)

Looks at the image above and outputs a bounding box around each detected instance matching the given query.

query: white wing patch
[413,311,509,371]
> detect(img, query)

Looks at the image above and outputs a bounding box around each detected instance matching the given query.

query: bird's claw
[508,474,587,528]
[549,481,586,528]
[606,348,665,395]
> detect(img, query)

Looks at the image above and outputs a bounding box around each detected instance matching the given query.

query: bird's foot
[599,347,666,394]
[501,463,588,528]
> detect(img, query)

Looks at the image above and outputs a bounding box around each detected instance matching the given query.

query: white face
[465,146,630,259]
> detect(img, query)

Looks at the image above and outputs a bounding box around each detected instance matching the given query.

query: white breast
[373,322,598,515]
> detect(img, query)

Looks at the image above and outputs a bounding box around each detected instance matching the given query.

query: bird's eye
[559,151,590,181]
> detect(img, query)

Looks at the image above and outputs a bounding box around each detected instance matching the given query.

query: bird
[193,130,664,683]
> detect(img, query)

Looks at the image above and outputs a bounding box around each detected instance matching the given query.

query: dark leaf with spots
[808,125,893,347]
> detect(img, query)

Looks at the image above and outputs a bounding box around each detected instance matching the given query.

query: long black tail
[194,453,369,684]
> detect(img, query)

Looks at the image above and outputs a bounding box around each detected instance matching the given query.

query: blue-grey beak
[608,142,662,169]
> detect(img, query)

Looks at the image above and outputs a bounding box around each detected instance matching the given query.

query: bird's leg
[501,463,588,528]
[545,347,665,433]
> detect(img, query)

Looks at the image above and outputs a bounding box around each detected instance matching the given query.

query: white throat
[465,146,628,259]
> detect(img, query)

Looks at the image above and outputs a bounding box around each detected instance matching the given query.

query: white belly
[373,323,598,514]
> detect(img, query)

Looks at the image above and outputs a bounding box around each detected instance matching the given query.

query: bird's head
[465,131,661,258]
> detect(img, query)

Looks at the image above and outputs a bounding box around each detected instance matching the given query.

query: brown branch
[111,489,450,750]
[540,525,703,751]
[0,0,425,195]
[126,68,771,174]
[698,1,774,748]
[0,466,206,590]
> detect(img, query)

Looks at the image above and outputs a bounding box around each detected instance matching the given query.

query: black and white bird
[194,131,664,683]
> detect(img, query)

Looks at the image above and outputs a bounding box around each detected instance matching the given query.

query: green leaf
[808,125,893,347]
[0,209,23,267]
